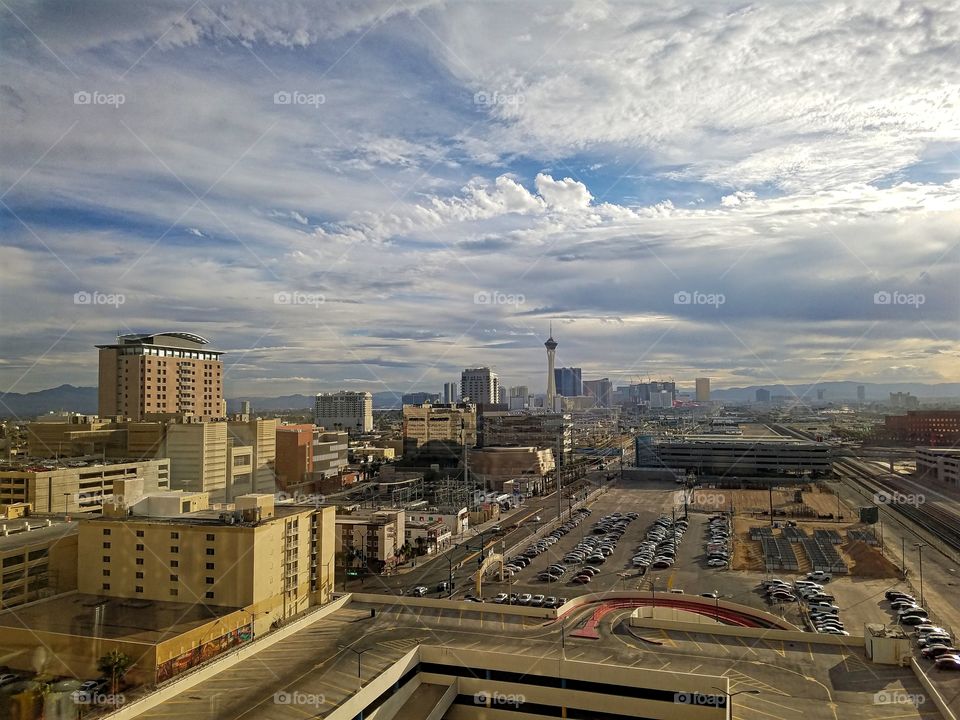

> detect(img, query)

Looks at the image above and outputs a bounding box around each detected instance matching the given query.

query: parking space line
[684,632,703,652]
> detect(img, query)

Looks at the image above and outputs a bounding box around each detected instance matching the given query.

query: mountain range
[2,382,959,419]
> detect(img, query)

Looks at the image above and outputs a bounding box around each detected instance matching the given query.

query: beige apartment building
[0,514,78,610]
[228,417,278,493]
[0,457,170,513]
[77,493,336,634]
[26,415,277,503]
[468,446,555,493]
[97,332,224,421]
[402,402,477,448]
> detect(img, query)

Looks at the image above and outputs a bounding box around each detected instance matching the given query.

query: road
[351,471,612,597]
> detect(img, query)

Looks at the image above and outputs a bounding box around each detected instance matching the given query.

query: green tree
[97,650,132,694]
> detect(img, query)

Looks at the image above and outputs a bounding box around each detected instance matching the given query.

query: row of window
[104,529,216,541]
[100,583,215,599]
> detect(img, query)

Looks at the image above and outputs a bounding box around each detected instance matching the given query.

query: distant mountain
[709,381,960,403]
[0,384,98,418]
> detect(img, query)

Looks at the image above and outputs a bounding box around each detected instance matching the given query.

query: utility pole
[915,542,926,608]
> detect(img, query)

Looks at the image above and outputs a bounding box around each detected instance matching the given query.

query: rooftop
[0,592,238,643]
[0,519,77,553]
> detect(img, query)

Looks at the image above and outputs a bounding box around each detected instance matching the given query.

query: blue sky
[1,0,959,398]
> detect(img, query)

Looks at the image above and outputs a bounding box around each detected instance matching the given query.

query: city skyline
[2,1,959,399]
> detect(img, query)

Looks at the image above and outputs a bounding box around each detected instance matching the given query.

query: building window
[102,529,111,536]
[102,569,110,577]
[205,577,214,584]
[170,546,179,553]
[170,560,179,567]
[102,556,110,563]
[205,591,214,599]
[136,544,144,552]
[206,533,215,542]
[102,542,111,549]
[169,574,178,582]
[136,530,144,538]
[135,586,143,593]
[102,583,110,591]
[136,571,144,579]
[205,548,215,556]
[170,532,179,539]
[205,562,215,570]
[135,558,144,566]
[170,589,178,597]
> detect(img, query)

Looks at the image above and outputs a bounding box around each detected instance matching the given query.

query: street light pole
[914,542,927,608]
[712,687,760,717]
[341,646,372,690]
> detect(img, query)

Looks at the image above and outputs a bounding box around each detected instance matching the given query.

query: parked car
[934,655,960,671]
[922,645,959,659]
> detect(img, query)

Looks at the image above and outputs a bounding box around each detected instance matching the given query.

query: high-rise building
[227,418,278,494]
[402,403,477,448]
[77,493,336,635]
[97,332,224,420]
[755,388,771,403]
[460,368,500,404]
[857,385,866,402]
[695,377,711,402]
[442,382,458,404]
[582,378,613,408]
[554,367,582,397]
[402,392,440,405]
[314,391,373,434]
[544,329,558,403]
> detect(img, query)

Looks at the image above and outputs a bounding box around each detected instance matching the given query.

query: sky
[1,0,959,399]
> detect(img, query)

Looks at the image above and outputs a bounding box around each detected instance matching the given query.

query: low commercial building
[406,507,468,537]
[644,437,833,478]
[468,446,555,493]
[878,410,960,445]
[916,447,960,486]
[481,411,572,466]
[335,509,406,574]
[404,518,451,556]
[0,457,170,513]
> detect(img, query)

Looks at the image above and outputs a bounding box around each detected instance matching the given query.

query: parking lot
[486,483,684,599]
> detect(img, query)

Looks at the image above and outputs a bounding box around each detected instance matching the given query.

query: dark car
[934,655,960,671]
[922,645,959,660]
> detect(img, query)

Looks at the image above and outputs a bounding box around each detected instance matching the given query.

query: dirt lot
[730,515,898,579]
[689,486,856,518]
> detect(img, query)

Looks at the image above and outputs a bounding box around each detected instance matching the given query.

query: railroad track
[770,424,960,555]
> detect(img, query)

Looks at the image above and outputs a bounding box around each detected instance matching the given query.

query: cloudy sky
[2,0,959,398]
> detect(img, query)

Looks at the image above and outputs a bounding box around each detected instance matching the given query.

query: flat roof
[0,593,238,644]
[0,520,77,552]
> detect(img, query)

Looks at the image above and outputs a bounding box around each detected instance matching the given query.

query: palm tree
[97,650,132,694]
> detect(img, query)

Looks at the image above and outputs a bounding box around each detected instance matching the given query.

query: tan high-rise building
[402,402,477,448]
[77,494,336,634]
[695,377,711,402]
[227,418,278,494]
[97,332,224,420]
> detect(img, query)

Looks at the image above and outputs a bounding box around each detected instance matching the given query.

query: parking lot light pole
[712,687,760,717]
[340,645,372,690]
[914,542,927,608]
[714,590,719,622]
